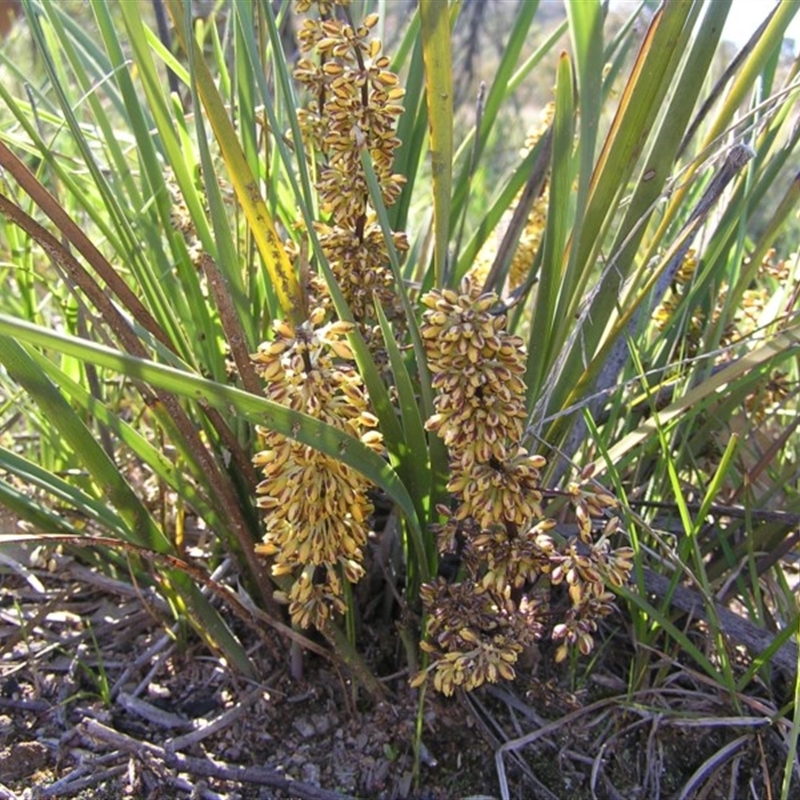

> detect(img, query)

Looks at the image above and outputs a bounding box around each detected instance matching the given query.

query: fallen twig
[38,765,128,798]
[80,718,358,800]
[642,569,798,675]
[165,687,263,751]
[0,697,52,713]
[117,690,191,730]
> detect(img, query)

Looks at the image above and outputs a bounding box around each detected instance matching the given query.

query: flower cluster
[421,283,528,466]
[653,247,784,364]
[651,248,717,360]
[252,2,409,630]
[549,551,629,660]
[469,104,553,291]
[420,279,543,533]
[252,308,384,629]
[416,579,544,695]
[165,169,207,267]
[293,0,407,337]
[551,476,634,662]
[413,279,633,695]
[654,247,773,359]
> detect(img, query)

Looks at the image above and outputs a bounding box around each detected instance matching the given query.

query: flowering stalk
[253,309,384,628]
[470,105,553,291]
[252,0,408,632]
[413,279,634,695]
[294,0,407,341]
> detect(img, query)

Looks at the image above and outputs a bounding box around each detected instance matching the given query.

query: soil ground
[0,546,796,799]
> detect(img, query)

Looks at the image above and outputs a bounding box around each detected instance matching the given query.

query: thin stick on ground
[79,718,359,800]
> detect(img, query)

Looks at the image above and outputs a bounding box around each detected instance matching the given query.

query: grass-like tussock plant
[1,0,800,796]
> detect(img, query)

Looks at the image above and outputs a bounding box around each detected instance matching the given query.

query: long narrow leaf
[0,314,423,543]
[0,335,169,552]
[163,0,304,324]
[419,0,454,285]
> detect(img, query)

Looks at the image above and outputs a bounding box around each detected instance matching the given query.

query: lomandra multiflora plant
[3,10,800,793]
[249,0,634,694]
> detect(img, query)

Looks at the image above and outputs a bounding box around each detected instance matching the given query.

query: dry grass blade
[495,696,621,800]
[676,734,752,800]
[490,673,792,800]
[464,690,552,798]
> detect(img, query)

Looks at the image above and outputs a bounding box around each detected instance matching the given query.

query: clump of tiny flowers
[252,306,383,629]
[549,470,634,663]
[412,279,634,695]
[293,0,407,339]
[653,247,783,364]
[651,247,719,359]
[469,104,553,291]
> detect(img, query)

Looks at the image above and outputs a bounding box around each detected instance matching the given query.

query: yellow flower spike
[594,492,619,508]
[340,559,365,584]
[323,61,345,77]
[418,122,616,693]
[360,430,383,449]
[498,648,518,663]
[253,307,380,616]
[575,504,592,540]
[552,622,568,639]
[252,448,279,465]
[328,338,354,360]
[409,670,428,689]
[497,661,516,681]
[273,319,298,340]
[440,288,459,306]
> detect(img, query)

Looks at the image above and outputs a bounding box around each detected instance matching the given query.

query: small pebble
[301,762,321,785]
[293,718,316,739]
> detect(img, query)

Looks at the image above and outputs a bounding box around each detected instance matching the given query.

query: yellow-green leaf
[164,0,303,324]
[420,0,455,286]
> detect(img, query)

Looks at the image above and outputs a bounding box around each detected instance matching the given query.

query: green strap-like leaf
[525,52,575,403]
[591,327,800,476]
[26,347,217,526]
[420,0,454,285]
[374,302,432,582]
[0,315,423,545]
[0,335,170,553]
[449,0,541,234]
[0,446,128,538]
[163,0,304,325]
